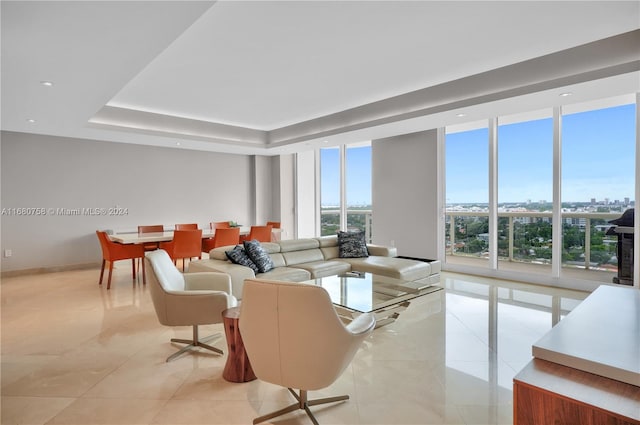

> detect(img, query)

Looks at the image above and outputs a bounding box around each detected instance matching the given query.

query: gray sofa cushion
[257,266,311,282]
[340,256,432,282]
[210,248,231,261]
[259,242,282,254]
[279,238,319,252]
[318,235,339,247]
[282,249,324,266]
[321,246,339,260]
[269,253,286,268]
[293,260,352,279]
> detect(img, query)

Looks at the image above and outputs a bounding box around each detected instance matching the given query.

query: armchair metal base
[167,325,223,362]
[253,388,349,425]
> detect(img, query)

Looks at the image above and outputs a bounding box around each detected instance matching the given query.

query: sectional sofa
[188,235,440,299]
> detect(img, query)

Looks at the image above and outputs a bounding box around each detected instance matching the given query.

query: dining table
[109,227,250,244]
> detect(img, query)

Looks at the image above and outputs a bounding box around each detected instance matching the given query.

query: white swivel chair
[239,278,376,424]
[145,249,237,362]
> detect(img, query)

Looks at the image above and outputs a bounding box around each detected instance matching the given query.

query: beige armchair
[145,249,237,362]
[239,278,376,424]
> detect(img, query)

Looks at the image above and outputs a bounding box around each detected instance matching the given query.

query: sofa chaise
[188,235,441,299]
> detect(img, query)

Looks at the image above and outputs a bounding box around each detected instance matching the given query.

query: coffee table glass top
[307,272,440,313]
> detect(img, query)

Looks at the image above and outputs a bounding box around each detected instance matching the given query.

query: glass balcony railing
[445,211,622,280]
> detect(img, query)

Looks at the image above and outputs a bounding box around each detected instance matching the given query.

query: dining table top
[108,226,280,244]
[109,227,247,244]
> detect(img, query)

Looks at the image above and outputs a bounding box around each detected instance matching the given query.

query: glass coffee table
[307,272,442,328]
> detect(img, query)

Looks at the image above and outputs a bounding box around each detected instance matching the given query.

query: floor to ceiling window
[320,142,372,239]
[320,147,340,236]
[445,124,490,268]
[497,111,553,275]
[561,99,637,283]
[346,143,372,239]
[443,94,637,288]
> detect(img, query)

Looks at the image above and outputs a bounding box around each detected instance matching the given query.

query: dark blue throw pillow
[337,231,369,258]
[225,245,259,273]
[243,239,275,273]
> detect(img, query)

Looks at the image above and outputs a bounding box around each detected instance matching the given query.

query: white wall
[253,155,274,226]
[278,154,295,240]
[0,131,273,272]
[372,129,439,260]
[295,150,317,238]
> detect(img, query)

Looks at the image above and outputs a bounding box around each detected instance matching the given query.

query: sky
[319,103,636,207]
[446,103,636,204]
[321,145,372,206]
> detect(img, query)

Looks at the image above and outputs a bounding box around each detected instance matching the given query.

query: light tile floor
[1,265,589,424]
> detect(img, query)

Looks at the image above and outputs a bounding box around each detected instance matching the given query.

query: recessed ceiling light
[40,81,54,87]
[176,142,182,146]
[26,118,36,123]
[322,140,329,144]
[559,92,573,97]
[456,113,466,117]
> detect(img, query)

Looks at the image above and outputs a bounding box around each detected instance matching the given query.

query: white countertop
[532,285,640,387]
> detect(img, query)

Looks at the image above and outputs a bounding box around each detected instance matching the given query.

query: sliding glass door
[445,124,489,268]
[561,99,636,282]
[443,94,637,288]
[497,110,553,275]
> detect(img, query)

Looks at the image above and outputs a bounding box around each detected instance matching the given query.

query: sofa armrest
[162,291,231,324]
[366,244,397,257]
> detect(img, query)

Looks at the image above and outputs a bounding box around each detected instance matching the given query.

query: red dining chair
[202,221,232,253]
[139,224,164,233]
[96,230,146,290]
[266,221,281,241]
[160,229,203,272]
[239,225,273,243]
[138,224,164,252]
[175,223,198,230]
[202,227,241,253]
[211,221,231,229]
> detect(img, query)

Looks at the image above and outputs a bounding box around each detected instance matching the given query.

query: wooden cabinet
[514,359,640,425]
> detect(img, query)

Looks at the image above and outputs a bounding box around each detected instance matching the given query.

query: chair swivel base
[166,325,223,362]
[253,388,348,425]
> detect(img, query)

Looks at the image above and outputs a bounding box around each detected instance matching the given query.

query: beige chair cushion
[145,250,235,326]
[239,279,375,391]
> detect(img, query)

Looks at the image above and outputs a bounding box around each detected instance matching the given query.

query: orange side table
[222,307,256,383]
